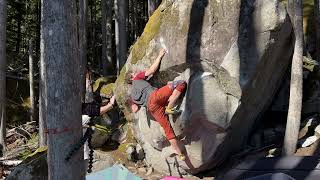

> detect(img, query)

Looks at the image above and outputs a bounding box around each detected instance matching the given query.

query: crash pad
[86,164,141,180]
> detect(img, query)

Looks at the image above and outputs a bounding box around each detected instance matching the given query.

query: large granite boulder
[114,0,293,175]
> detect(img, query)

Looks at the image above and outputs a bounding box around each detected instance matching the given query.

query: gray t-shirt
[131,79,156,106]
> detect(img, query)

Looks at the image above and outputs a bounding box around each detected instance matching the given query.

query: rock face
[114,0,293,175]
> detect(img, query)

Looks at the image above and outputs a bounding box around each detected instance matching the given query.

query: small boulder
[136,144,145,160]
[126,144,137,162]
[315,125,320,137]
[299,115,319,138]
[91,150,114,172]
[7,149,115,179]
[111,128,127,144]
[137,167,147,174]
[90,116,112,148]
[145,167,153,176]
[299,136,319,148]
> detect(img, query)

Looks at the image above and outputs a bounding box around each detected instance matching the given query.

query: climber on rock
[125,48,187,161]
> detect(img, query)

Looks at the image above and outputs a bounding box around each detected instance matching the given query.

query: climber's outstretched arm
[145,48,166,77]
[100,95,115,115]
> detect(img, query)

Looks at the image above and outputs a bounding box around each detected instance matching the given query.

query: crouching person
[81,95,115,171]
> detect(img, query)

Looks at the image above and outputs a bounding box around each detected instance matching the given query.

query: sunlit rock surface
[114,0,293,174]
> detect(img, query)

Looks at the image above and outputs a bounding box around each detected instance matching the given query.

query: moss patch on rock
[115,66,126,88]
[100,83,114,96]
[114,67,134,122]
[130,7,163,65]
[115,67,127,103]
[93,77,114,91]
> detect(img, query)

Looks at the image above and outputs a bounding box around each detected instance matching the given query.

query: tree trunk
[29,39,35,123]
[93,1,97,68]
[79,0,88,101]
[315,0,320,61]
[102,0,114,76]
[128,0,133,44]
[16,3,22,55]
[38,87,47,147]
[107,0,114,74]
[148,0,157,17]
[283,0,304,156]
[36,0,41,59]
[41,0,84,179]
[39,0,46,147]
[133,0,137,40]
[0,0,7,154]
[87,0,92,64]
[102,0,108,75]
[115,0,127,75]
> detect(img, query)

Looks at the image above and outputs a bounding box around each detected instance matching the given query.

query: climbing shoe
[165,106,181,115]
[178,154,186,161]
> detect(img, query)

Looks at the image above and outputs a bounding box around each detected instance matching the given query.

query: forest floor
[95,126,210,180]
[1,119,320,180]
[296,140,320,156]
[96,138,167,180]
[99,140,320,180]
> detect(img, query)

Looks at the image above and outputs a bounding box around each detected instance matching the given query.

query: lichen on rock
[130,7,164,65]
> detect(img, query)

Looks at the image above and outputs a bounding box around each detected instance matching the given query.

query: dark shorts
[82,103,100,117]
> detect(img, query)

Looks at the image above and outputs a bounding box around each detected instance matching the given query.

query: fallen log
[1,143,37,161]
[0,160,22,166]
[6,121,37,138]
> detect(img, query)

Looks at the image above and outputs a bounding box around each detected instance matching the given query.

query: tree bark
[39,0,47,147]
[0,0,7,154]
[36,0,41,59]
[102,0,107,75]
[90,1,94,63]
[133,0,137,40]
[102,0,114,76]
[128,0,133,43]
[29,39,35,123]
[315,0,320,61]
[38,74,47,147]
[93,1,97,67]
[106,0,114,73]
[41,0,84,179]
[79,0,88,101]
[15,2,22,54]
[148,0,159,17]
[102,0,112,76]
[283,0,304,156]
[115,0,127,75]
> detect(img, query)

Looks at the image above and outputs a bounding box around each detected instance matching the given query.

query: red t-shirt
[133,71,147,80]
